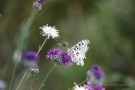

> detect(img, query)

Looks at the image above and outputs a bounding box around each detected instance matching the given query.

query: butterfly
[57,42,69,47]
[67,40,90,66]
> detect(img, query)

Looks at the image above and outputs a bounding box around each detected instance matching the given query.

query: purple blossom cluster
[72,65,105,90]
[85,65,105,90]
[46,48,72,66]
[22,51,39,67]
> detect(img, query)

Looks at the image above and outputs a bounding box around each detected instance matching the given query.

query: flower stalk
[38,64,56,90]
[9,10,38,90]
[16,69,29,90]
[30,75,34,90]
[37,37,48,55]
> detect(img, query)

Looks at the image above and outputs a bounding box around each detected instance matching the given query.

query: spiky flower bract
[46,48,72,66]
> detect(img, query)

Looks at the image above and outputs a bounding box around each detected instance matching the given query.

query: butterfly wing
[67,40,90,66]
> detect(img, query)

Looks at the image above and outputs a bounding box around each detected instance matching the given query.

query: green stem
[19,72,31,90]
[37,37,48,55]
[68,79,87,90]
[38,64,56,90]
[78,79,87,85]
[30,75,34,90]
[16,69,29,90]
[30,37,48,90]
[9,10,37,90]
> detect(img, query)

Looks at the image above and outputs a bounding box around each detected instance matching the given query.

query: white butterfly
[67,40,90,66]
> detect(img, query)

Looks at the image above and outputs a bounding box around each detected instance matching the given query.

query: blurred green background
[0,0,135,90]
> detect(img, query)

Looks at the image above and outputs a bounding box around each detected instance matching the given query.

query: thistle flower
[85,81,93,90]
[0,79,6,90]
[33,0,45,10]
[23,51,39,67]
[95,86,105,90]
[72,83,88,90]
[39,24,59,39]
[86,65,104,86]
[46,48,72,66]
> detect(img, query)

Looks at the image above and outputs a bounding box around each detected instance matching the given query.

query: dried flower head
[87,65,104,86]
[32,0,45,10]
[23,51,39,67]
[46,48,72,66]
[33,1,42,10]
[30,65,39,75]
[40,24,59,39]
[72,83,88,90]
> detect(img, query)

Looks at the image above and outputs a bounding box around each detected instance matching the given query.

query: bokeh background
[0,0,135,90]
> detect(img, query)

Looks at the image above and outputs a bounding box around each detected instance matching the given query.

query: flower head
[85,81,93,90]
[87,65,104,86]
[30,65,39,75]
[95,86,105,90]
[72,83,88,90]
[40,24,59,39]
[46,48,72,66]
[23,51,39,67]
[33,0,45,10]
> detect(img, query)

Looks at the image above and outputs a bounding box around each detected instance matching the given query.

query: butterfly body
[67,40,90,66]
[58,42,69,47]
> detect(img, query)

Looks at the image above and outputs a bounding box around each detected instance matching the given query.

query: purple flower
[62,52,72,66]
[87,65,104,86]
[88,65,104,80]
[95,85,105,90]
[23,51,39,67]
[85,81,93,90]
[38,0,45,4]
[46,48,72,66]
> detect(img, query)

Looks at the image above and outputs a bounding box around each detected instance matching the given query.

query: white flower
[72,83,88,90]
[39,24,59,39]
